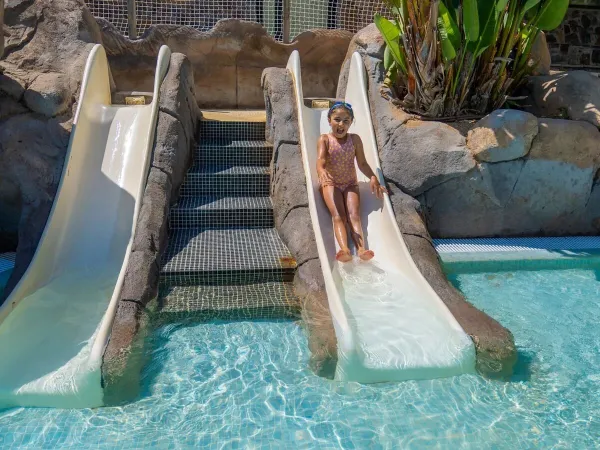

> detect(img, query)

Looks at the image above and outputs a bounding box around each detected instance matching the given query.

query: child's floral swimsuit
[321,133,358,192]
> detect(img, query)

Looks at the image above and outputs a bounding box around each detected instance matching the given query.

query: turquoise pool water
[1,266,600,448]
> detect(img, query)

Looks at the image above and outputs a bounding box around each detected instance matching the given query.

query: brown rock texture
[0,0,102,301]
[263,67,337,377]
[100,19,353,109]
[101,53,198,404]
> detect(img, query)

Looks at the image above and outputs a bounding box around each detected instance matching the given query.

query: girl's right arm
[317,135,332,184]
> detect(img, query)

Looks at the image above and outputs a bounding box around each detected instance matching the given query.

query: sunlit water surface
[1,267,600,448]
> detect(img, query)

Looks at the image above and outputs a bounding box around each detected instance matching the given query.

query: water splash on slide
[336,259,473,375]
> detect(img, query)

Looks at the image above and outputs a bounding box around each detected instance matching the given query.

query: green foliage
[374,0,568,117]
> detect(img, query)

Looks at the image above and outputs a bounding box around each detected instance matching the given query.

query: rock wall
[262,67,337,378]
[102,53,199,405]
[100,19,352,109]
[546,7,600,69]
[0,0,102,301]
[337,25,517,377]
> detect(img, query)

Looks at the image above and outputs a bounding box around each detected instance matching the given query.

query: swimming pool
[1,264,600,448]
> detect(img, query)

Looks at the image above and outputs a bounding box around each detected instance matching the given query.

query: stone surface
[546,7,600,69]
[152,112,192,200]
[424,119,600,237]
[279,208,319,267]
[23,72,70,117]
[101,19,352,108]
[132,168,171,256]
[0,115,71,300]
[467,109,539,163]
[295,259,337,378]
[526,71,600,128]
[262,67,299,147]
[529,31,551,76]
[158,52,199,146]
[270,143,308,229]
[381,120,475,196]
[0,0,102,300]
[101,300,151,406]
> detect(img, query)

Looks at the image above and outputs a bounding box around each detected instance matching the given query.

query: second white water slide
[0,44,171,408]
[287,51,476,383]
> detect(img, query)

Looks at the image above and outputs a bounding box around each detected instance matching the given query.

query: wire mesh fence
[85,0,389,40]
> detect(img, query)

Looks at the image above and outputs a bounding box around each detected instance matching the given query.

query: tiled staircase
[158,117,300,322]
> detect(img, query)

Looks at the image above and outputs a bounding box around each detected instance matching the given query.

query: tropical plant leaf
[463,0,480,42]
[374,13,408,74]
[467,0,498,57]
[384,44,394,71]
[438,1,460,48]
[523,0,541,13]
[535,0,569,31]
[496,0,509,14]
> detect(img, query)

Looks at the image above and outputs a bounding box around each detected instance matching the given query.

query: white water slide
[0,44,171,408]
[287,51,476,383]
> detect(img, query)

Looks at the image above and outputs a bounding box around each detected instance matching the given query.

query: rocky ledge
[262,67,337,378]
[100,19,353,109]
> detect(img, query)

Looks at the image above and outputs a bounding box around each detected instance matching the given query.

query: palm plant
[375,0,569,117]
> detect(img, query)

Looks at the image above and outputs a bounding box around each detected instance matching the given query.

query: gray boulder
[467,109,539,163]
[382,120,475,196]
[424,118,600,236]
[526,71,600,128]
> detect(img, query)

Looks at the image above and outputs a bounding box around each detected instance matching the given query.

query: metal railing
[85,0,388,41]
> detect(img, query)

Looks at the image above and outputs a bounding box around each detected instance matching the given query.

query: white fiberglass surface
[0,106,150,409]
[0,44,170,408]
[287,51,475,383]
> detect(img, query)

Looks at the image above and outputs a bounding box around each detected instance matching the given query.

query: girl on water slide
[316,101,388,263]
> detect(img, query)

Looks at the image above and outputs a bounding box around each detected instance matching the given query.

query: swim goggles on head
[330,101,353,110]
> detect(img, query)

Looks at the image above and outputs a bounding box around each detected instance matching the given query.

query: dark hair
[328,101,354,120]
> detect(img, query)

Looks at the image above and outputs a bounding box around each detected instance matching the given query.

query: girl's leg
[320,185,352,262]
[344,186,374,261]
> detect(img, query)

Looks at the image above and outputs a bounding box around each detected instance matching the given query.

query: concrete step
[170,196,274,229]
[180,165,270,197]
[160,228,296,287]
[157,282,301,323]
[195,140,273,166]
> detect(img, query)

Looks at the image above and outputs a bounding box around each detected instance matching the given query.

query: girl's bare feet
[336,249,352,263]
[358,248,374,261]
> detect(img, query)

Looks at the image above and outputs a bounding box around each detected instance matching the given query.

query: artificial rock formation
[100,19,353,109]
[526,70,600,129]
[262,67,337,377]
[102,53,198,404]
[467,110,539,163]
[337,24,518,377]
[0,0,102,301]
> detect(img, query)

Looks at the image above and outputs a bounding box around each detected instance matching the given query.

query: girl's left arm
[353,134,388,199]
